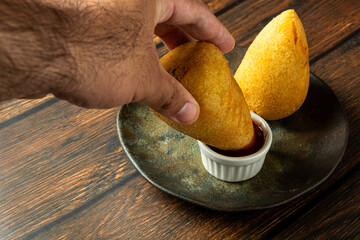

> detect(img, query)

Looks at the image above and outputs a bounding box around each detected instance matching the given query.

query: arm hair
[0,0,146,101]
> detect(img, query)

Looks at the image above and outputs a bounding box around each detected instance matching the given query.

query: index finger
[155,0,235,53]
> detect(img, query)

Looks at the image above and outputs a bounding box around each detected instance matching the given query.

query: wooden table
[1,0,359,239]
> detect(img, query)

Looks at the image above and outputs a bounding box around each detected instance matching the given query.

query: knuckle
[159,81,178,110]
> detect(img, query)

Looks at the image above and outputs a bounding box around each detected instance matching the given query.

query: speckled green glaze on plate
[116,47,348,211]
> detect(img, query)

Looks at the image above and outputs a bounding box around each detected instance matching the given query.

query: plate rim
[116,72,349,212]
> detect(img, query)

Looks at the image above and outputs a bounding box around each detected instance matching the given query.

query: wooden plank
[156,0,360,61]
[0,95,54,123]
[22,175,265,239]
[203,0,239,13]
[227,0,359,56]
[0,102,138,239]
[27,168,360,240]
[311,32,360,117]
[273,168,360,240]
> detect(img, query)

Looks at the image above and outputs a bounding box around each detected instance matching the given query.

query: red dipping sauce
[209,121,265,157]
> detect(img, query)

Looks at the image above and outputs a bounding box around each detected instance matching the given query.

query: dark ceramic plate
[117,47,348,211]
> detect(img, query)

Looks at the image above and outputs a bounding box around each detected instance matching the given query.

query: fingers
[155,0,235,52]
[155,25,193,50]
[139,62,200,125]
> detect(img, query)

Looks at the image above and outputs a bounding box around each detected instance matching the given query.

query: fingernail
[175,102,199,124]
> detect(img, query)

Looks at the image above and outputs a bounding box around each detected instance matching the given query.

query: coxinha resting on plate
[234,9,309,120]
[152,9,309,150]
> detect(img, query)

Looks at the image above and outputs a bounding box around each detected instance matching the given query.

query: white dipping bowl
[198,112,272,182]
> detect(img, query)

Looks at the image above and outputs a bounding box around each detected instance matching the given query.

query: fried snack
[152,41,254,150]
[234,9,309,120]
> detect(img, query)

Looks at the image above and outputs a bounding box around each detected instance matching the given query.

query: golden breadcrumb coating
[234,9,309,120]
[152,41,254,150]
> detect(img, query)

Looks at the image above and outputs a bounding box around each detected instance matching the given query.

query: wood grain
[0,102,137,239]
[156,0,360,60]
[203,0,240,13]
[273,167,360,240]
[24,175,262,239]
[0,0,359,239]
[28,158,360,239]
[0,95,55,123]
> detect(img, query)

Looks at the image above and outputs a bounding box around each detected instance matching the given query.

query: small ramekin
[198,112,272,182]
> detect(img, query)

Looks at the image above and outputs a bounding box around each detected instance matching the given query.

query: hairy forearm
[0,0,150,103]
[0,0,77,100]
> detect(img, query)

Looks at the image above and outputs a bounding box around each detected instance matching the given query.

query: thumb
[140,64,200,125]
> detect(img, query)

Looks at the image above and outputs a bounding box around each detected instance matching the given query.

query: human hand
[0,0,234,125]
[56,0,234,125]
